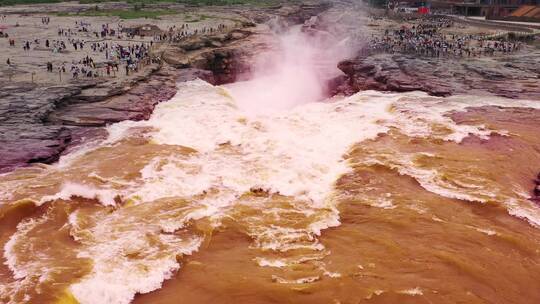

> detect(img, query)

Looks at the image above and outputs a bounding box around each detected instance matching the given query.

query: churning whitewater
[2,77,540,304]
[2,1,540,303]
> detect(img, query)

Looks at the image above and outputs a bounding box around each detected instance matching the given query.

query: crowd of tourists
[154,23,229,43]
[57,41,152,78]
[3,16,157,79]
[365,17,523,58]
[3,13,237,75]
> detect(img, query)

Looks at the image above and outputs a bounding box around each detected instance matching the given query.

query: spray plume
[227,2,368,115]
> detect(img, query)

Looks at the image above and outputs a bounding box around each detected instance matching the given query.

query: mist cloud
[228,4,367,115]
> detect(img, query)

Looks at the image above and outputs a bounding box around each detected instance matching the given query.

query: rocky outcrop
[47,66,178,127]
[275,2,332,26]
[162,29,257,85]
[0,66,216,173]
[0,81,93,171]
[161,1,332,85]
[533,173,540,204]
[234,2,331,26]
[333,50,540,100]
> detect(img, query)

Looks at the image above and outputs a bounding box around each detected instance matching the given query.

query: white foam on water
[69,202,207,304]
[5,79,536,304]
[134,155,218,202]
[4,217,49,280]
[271,275,321,284]
[316,262,342,278]
[432,216,446,223]
[126,80,394,208]
[72,83,540,221]
[70,237,202,304]
[2,215,62,304]
[364,153,540,228]
[104,120,144,145]
[308,209,341,235]
[251,225,325,252]
[398,287,424,296]
[255,252,327,268]
[505,197,540,228]
[383,92,540,143]
[370,197,397,209]
[56,138,105,169]
[466,225,497,236]
[38,182,118,206]
[0,187,14,202]
[256,258,288,268]
[364,289,385,300]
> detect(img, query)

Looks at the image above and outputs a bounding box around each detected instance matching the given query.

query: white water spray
[228,10,364,114]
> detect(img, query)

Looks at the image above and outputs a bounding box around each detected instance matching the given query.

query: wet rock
[179,38,206,52]
[275,2,331,26]
[334,50,540,99]
[0,60,233,173]
[50,67,178,126]
[530,185,540,204]
[163,27,259,85]
[162,49,189,67]
[0,66,179,173]
[531,172,540,203]
[176,68,215,84]
[250,187,270,196]
[230,32,247,40]
[0,81,92,172]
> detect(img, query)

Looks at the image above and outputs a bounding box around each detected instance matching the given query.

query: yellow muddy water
[1,83,540,304]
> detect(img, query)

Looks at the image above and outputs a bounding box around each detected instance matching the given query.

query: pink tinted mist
[228,15,360,115]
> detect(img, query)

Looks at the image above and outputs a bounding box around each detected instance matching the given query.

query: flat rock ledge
[332,51,540,100]
[0,66,213,173]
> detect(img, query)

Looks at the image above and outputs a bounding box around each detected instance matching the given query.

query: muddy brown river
[1,80,539,304]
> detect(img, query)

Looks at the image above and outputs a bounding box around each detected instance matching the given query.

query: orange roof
[523,7,540,18]
[511,5,538,17]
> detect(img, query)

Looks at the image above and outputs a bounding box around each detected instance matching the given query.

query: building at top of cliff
[364,0,539,21]
[447,0,539,18]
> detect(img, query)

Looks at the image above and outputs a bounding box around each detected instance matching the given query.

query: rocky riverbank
[333,49,540,99]
[0,65,177,172]
[330,13,540,100]
[5,2,537,173]
[0,1,330,173]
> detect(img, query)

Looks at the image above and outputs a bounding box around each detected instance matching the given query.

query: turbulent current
[1,80,540,304]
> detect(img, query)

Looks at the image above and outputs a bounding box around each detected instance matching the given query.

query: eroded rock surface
[333,49,540,100]
[162,28,260,85]
[0,81,92,171]
[0,66,214,173]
